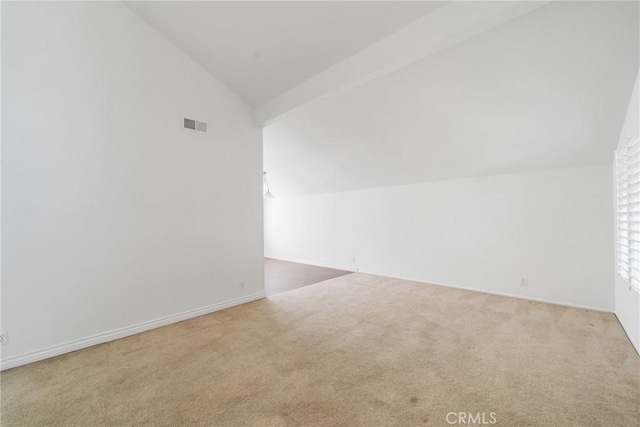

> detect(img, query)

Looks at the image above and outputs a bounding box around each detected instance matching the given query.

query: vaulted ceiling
[126,1,444,106]
[127,1,639,197]
[264,1,639,196]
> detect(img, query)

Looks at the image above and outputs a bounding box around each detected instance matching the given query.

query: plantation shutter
[616,138,640,292]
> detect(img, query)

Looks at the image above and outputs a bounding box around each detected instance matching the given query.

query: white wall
[1,2,264,368]
[264,1,639,197]
[265,191,357,271]
[614,72,640,354]
[265,165,614,311]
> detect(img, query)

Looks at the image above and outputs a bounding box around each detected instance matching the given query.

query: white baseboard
[358,270,614,313]
[0,292,266,371]
[264,257,612,313]
[265,257,612,312]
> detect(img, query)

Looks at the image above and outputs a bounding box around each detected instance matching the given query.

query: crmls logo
[446,412,497,425]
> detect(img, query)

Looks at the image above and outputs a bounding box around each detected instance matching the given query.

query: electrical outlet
[0,331,7,345]
[521,277,528,286]
[239,281,245,290]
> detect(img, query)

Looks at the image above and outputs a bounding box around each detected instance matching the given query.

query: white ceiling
[264,1,640,196]
[126,1,444,106]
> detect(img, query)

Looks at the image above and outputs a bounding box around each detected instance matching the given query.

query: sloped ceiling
[264,1,640,197]
[126,1,444,106]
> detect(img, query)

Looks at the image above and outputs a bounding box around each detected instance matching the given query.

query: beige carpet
[2,273,639,426]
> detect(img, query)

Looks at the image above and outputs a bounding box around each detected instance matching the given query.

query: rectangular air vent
[184,118,207,133]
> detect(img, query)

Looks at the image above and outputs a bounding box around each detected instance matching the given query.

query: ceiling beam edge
[254,1,550,127]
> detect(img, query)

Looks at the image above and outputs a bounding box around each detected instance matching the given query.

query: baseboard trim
[0,292,266,371]
[356,270,614,313]
[613,313,640,356]
[265,257,613,312]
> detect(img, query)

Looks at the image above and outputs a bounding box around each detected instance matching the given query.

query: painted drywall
[255,1,548,125]
[126,1,443,107]
[265,165,614,311]
[1,2,264,367]
[264,1,639,197]
[614,72,640,354]
[264,191,357,272]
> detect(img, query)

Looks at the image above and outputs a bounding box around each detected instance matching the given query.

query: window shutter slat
[617,139,640,292]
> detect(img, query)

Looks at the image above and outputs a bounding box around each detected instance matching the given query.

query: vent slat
[184,118,207,133]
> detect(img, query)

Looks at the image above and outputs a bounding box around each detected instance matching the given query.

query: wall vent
[184,118,207,133]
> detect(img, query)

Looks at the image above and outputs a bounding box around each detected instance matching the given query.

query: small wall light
[263,171,274,198]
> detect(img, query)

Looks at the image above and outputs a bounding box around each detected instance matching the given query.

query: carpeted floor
[2,273,639,426]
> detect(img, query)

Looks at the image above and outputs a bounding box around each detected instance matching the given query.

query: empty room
[1,1,639,426]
